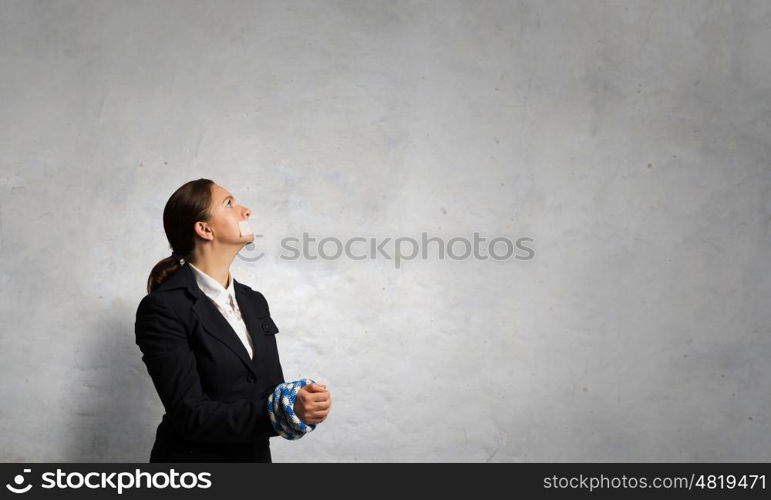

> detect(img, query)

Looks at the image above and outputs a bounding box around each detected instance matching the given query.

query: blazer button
[261,322,271,333]
[247,374,255,383]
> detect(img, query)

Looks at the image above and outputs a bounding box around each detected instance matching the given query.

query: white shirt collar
[188,262,236,308]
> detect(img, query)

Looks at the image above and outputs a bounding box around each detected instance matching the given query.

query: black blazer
[134,262,285,462]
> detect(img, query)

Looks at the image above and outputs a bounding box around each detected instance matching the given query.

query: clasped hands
[293,382,332,426]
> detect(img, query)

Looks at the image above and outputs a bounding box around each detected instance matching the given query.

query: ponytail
[145,178,214,294]
[146,254,185,294]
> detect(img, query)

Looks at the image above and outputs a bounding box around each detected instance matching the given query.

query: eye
[226,199,233,207]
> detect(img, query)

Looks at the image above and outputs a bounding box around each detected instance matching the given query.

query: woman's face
[195,183,254,246]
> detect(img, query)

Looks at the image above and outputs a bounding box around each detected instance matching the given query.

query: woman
[135,178,331,462]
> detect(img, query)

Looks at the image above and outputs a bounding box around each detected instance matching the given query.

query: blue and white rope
[267,378,317,440]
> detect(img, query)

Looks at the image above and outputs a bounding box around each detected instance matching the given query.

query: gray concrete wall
[1,0,769,462]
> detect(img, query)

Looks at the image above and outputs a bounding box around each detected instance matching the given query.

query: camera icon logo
[5,469,32,494]
[237,239,264,262]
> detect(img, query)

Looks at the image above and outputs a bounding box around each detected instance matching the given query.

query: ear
[193,220,214,241]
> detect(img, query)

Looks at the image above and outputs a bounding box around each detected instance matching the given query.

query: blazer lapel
[234,282,272,371]
[162,263,259,378]
[192,295,259,378]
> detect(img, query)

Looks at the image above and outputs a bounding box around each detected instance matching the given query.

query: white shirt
[188,263,255,360]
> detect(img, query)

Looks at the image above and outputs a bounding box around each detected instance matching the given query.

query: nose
[243,206,251,219]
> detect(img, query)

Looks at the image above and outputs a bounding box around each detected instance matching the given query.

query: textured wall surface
[1,0,769,462]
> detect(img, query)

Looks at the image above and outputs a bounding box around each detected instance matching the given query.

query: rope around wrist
[267,378,318,440]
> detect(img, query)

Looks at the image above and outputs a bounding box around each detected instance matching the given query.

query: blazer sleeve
[255,291,285,438]
[135,293,275,444]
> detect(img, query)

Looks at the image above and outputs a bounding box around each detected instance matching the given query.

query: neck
[190,246,238,289]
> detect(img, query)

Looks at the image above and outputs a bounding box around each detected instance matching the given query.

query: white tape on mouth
[238,220,254,237]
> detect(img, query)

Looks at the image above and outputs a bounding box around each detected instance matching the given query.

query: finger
[304,413,324,424]
[311,406,330,416]
[306,392,329,403]
[307,395,331,408]
[307,383,327,392]
[305,402,329,414]
[311,401,330,411]
[299,387,321,399]
[307,412,327,423]
[307,400,330,412]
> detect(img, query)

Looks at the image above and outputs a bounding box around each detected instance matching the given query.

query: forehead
[211,184,232,201]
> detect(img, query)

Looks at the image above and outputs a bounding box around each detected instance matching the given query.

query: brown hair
[146,178,215,294]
